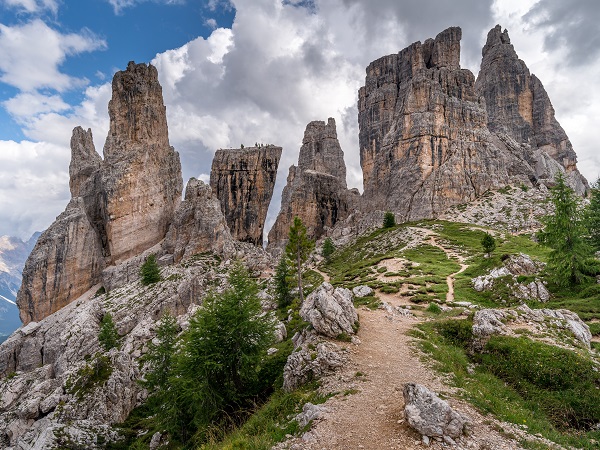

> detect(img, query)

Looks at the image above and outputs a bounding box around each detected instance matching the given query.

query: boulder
[403,383,470,440]
[295,402,328,428]
[300,282,358,337]
[352,285,374,298]
[283,341,346,391]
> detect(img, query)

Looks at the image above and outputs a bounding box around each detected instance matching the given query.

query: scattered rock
[295,402,328,428]
[403,383,470,440]
[283,340,346,391]
[300,283,358,338]
[352,285,373,298]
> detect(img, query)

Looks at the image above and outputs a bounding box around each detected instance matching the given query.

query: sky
[0,0,599,240]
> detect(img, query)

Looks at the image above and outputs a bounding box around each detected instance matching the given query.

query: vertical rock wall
[268,118,357,249]
[210,146,281,246]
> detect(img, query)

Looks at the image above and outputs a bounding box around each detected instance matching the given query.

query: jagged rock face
[268,118,357,249]
[16,198,104,324]
[163,178,235,263]
[210,146,281,246]
[102,62,182,264]
[17,63,184,325]
[476,25,587,194]
[357,26,587,222]
[358,27,517,220]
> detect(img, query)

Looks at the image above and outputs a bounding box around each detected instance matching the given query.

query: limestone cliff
[17,62,183,325]
[163,178,235,263]
[102,62,182,264]
[210,146,281,246]
[475,25,587,194]
[268,118,357,249]
[357,27,585,222]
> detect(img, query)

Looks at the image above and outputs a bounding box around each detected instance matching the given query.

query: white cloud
[107,0,185,15]
[2,0,59,14]
[3,92,70,119]
[0,20,106,92]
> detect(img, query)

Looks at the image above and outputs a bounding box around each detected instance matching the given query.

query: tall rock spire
[268,118,356,249]
[102,62,183,264]
[476,25,587,194]
[210,145,282,246]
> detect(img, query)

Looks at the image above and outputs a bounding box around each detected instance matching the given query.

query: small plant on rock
[98,312,119,351]
[383,211,396,228]
[140,254,161,285]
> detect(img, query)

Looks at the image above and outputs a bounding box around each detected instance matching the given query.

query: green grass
[414,318,600,449]
[199,386,329,450]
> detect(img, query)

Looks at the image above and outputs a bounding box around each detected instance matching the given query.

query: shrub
[98,313,119,351]
[478,336,600,430]
[167,263,275,444]
[140,254,161,285]
[322,238,335,262]
[434,318,473,348]
[426,302,442,314]
[481,233,496,257]
[274,256,293,309]
[383,211,396,228]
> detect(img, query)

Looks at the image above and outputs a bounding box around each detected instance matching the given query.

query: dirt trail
[281,231,532,450]
[424,234,468,303]
[291,299,525,450]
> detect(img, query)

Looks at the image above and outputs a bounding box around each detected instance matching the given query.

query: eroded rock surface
[210,146,281,246]
[476,25,587,194]
[163,178,234,263]
[268,119,358,249]
[17,62,183,325]
[300,282,358,338]
[358,26,587,223]
[403,383,470,442]
[472,304,592,349]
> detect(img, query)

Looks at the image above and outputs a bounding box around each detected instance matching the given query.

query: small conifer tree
[322,237,335,262]
[141,312,178,394]
[584,178,600,251]
[538,172,595,287]
[274,256,292,309]
[481,233,496,257]
[98,313,119,351]
[286,217,315,303]
[383,211,396,228]
[140,254,161,285]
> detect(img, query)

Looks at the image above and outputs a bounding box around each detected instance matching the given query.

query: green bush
[426,302,442,314]
[478,336,600,430]
[98,313,119,351]
[434,318,473,348]
[383,211,396,228]
[481,233,496,256]
[140,254,161,285]
[322,238,335,262]
[167,263,276,444]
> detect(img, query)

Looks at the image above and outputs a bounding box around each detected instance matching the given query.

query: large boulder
[403,383,470,441]
[472,304,592,349]
[300,282,358,337]
[283,340,346,391]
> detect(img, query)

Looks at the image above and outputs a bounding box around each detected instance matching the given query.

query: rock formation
[210,146,281,246]
[102,62,182,264]
[163,178,234,263]
[299,282,358,338]
[17,62,183,325]
[357,26,587,222]
[476,25,587,194]
[268,118,357,249]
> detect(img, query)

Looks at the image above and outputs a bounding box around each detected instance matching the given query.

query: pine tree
[538,172,595,287]
[584,178,600,251]
[274,256,292,309]
[383,211,396,228]
[141,312,178,394]
[322,237,335,262]
[481,233,496,257]
[98,313,119,351]
[285,217,315,303]
[140,254,161,285]
[170,263,275,443]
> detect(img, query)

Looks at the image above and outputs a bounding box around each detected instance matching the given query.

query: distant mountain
[0,232,40,343]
